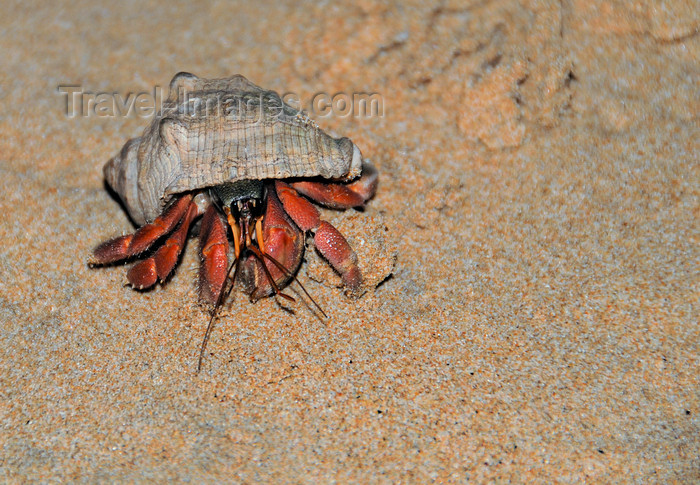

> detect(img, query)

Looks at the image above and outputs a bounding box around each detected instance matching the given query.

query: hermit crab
[91,73,377,364]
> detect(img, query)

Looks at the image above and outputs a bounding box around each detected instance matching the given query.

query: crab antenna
[197,256,241,373]
[248,245,295,303]
[260,252,327,319]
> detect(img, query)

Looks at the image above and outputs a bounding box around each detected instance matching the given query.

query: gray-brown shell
[104,72,363,225]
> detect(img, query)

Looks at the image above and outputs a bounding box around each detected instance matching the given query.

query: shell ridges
[104,73,363,224]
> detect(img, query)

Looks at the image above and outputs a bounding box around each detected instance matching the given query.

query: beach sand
[0,0,697,481]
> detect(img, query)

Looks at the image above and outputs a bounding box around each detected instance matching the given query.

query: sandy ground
[0,0,698,482]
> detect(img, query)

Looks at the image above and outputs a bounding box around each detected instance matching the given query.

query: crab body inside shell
[91,72,378,305]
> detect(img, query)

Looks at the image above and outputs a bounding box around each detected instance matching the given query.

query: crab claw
[244,188,305,300]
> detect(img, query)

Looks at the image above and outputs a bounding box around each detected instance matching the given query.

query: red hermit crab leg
[126,200,199,289]
[275,181,362,294]
[289,162,378,209]
[198,204,229,304]
[92,194,194,264]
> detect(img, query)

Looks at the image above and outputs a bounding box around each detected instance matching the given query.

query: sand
[0,0,698,482]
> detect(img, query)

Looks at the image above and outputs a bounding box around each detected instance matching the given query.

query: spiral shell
[104,72,363,225]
